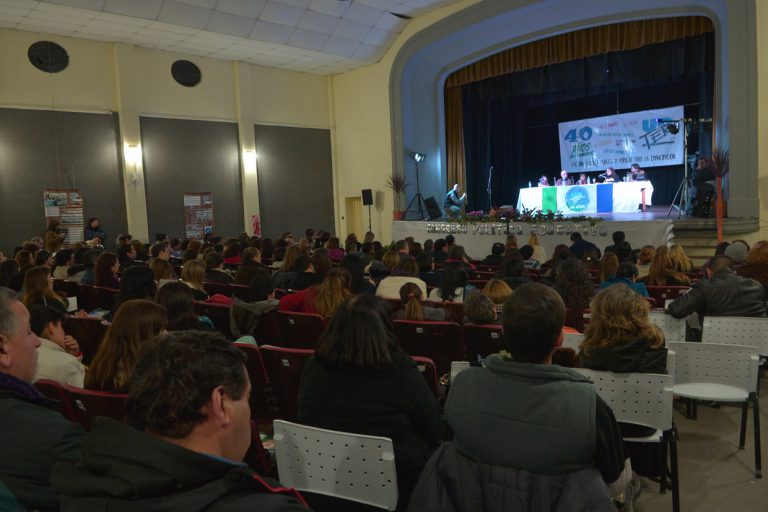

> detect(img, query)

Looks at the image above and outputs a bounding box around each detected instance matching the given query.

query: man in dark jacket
[668,255,767,320]
[51,331,308,511]
[569,232,601,259]
[0,287,83,511]
[438,283,632,506]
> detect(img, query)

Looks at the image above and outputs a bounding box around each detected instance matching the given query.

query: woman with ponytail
[395,282,446,321]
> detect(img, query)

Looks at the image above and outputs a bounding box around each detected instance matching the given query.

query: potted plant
[386,174,409,220]
[708,148,729,242]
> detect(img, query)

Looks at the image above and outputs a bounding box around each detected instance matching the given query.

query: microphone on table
[598,173,607,178]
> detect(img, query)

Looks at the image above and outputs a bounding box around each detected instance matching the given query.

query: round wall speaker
[28,41,69,73]
[171,60,202,87]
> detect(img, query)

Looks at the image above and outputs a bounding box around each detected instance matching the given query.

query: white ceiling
[0,0,465,74]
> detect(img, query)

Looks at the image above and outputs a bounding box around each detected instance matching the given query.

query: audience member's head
[94,252,119,287]
[310,248,332,278]
[393,257,419,278]
[399,282,425,321]
[637,245,656,265]
[248,273,275,302]
[582,284,663,355]
[598,252,619,282]
[34,250,53,268]
[613,241,632,262]
[438,265,468,301]
[54,249,74,268]
[0,287,40,383]
[570,232,583,242]
[724,240,749,265]
[501,283,565,364]
[481,279,512,311]
[415,252,434,273]
[21,266,64,308]
[555,259,594,310]
[668,244,694,273]
[116,266,158,309]
[714,241,730,256]
[86,299,167,392]
[464,292,496,325]
[150,242,171,261]
[126,331,250,462]
[382,250,400,272]
[28,304,67,345]
[706,255,735,275]
[316,295,396,370]
[491,242,505,257]
[612,231,626,245]
[205,252,224,271]
[434,239,447,254]
[181,260,205,291]
[339,254,368,294]
[155,282,202,331]
[519,245,534,261]
[449,245,467,261]
[745,241,768,266]
[616,261,639,281]
[314,267,352,318]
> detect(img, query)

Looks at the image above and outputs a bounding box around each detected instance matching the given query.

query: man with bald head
[0,286,83,511]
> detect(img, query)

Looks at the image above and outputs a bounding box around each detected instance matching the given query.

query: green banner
[541,187,557,212]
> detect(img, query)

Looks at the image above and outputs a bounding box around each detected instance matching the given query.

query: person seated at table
[537,175,550,187]
[555,169,573,186]
[577,173,589,185]
[627,163,646,181]
[600,167,617,183]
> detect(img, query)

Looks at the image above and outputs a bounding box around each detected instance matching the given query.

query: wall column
[234,61,260,235]
[112,43,149,242]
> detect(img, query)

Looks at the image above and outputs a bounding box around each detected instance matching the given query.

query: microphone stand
[486,166,494,211]
[666,119,692,218]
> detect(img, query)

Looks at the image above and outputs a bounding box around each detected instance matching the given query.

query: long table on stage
[517,181,654,214]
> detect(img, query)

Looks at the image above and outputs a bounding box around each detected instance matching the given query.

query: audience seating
[274,288,291,299]
[235,343,280,425]
[53,279,80,302]
[63,384,128,431]
[203,282,233,297]
[427,301,464,323]
[576,369,679,512]
[384,299,403,316]
[564,308,588,333]
[467,279,489,289]
[63,316,108,365]
[193,301,233,339]
[646,286,690,307]
[229,284,251,301]
[392,320,464,376]
[411,356,439,397]
[469,270,495,280]
[259,345,314,422]
[251,309,283,345]
[35,378,78,421]
[273,420,398,511]
[277,311,326,349]
[77,284,99,312]
[701,316,768,357]
[462,324,503,361]
[93,286,118,310]
[668,342,762,478]
[649,311,687,343]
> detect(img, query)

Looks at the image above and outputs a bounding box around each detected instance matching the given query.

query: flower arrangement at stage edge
[446,207,602,225]
[386,174,409,220]
[707,148,729,242]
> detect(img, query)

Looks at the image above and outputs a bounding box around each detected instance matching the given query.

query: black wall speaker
[362,189,373,205]
[424,196,442,219]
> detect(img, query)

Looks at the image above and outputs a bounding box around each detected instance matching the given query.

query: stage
[392,207,675,259]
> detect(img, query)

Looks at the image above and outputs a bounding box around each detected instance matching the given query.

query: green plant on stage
[386,174,409,212]
[707,148,729,242]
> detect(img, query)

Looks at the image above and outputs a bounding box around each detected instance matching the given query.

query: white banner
[558,106,684,173]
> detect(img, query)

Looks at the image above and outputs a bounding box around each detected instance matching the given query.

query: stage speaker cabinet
[361,189,373,206]
[424,196,442,219]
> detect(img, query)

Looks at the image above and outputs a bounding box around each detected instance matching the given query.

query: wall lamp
[243,149,257,174]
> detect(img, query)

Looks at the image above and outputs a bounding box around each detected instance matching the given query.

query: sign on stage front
[558,105,684,173]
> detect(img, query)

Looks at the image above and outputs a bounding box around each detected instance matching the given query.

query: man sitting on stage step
[444,184,467,218]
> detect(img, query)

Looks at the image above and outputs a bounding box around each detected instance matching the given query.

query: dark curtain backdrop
[462,33,714,211]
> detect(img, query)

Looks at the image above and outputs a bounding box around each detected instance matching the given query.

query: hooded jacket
[51,417,308,512]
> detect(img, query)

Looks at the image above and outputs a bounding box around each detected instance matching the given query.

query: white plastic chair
[562,332,584,350]
[667,342,762,478]
[450,361,471,382]
[272,420,398,510]
[575,369,679,512]
[649,311,687,343]
[701,316,768,356]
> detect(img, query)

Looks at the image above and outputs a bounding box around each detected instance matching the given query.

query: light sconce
[124,144,142,186]
[243,149,257,174]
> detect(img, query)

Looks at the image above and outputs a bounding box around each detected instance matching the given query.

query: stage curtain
[445,16,714,199]
[444,86,466,193]
[460,33,714,210]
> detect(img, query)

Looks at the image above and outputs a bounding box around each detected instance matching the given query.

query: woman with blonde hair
[85,299,167,392]
[381,250,400,274]
[668,245,694,273]
[150,259,177,287]
[395,282,446,321]
[579,285,666,373]
[527,233,547,263]
[278,267,352,318]
[597,252,619,282]
[22,266,68,312]
[481,279,512,315]
[181,260,209,301]
[635,245,656,279]
[642,246,691,286]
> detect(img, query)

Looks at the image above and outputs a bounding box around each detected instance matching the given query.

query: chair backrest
[701,316,768,356]
[426,301,464,323]
[259,345,314,421]
[63,317,108,365]
[667,342,760,393]
[564,308,587,332]
[77,284,99,311]
[277,311,326,349]
[60,384,128,431]
[235,343,280,425]
[273,420,398,511]
[34,378,78,422]
[53,279,80,300]
[229,284,251,301]
[562,332,584,350]
[193,301,233,339]
[646,286,690,306]
[574,369,673,432]
[93,286,118,310]
[252,309,283,345]
[385,299,404,316]
[462,324,503,361]
[411,356,439,397]
[649,311,687,343]
[203,282,232,297]
[392,320,464,376]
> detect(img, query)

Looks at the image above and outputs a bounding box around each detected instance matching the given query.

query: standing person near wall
[85,218,107,247]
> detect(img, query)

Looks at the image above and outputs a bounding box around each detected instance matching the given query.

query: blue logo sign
[565,186,590,212]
